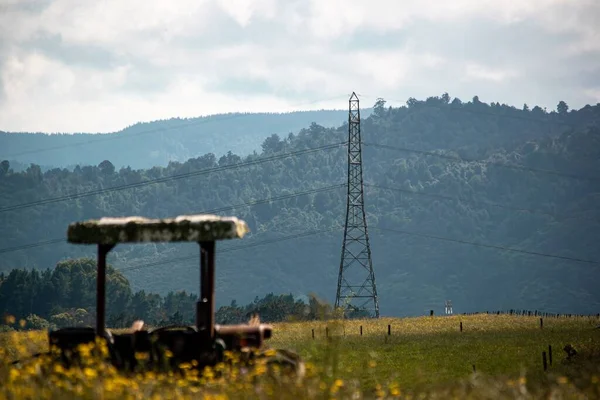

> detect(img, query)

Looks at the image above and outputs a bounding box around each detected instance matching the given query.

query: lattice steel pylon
[335,92,380,318]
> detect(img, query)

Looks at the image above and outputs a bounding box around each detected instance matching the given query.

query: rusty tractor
[45,214,304,376]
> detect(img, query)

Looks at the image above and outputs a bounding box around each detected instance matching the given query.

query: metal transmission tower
[335,92,380,318]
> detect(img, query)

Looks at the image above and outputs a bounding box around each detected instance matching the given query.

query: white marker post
[445,300,453,315]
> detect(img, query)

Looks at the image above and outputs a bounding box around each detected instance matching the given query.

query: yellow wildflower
[330,378,344,394]
[180,362,192,370]
[77,343,92,358]
[9,368,19,382]
[254,363,267,376]
[519,376,526,385]
[263,349,277,357]
[83,367,97,379]
[389,382,401,396]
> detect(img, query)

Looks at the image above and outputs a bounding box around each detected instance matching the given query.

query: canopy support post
[97,243,115,336]
[197,241,216,337]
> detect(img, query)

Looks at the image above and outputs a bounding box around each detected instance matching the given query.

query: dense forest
[0,109,362,170]
[0,258,325,330]
[1,94,599,319]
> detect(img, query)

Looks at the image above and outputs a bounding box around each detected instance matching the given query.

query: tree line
[0,257,337,331]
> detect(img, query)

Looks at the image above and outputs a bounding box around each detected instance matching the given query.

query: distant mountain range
[0,109,372,170]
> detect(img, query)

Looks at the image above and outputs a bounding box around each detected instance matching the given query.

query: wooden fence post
[542,352,547,371]
[549,345,552,366]
[460,322,463,332]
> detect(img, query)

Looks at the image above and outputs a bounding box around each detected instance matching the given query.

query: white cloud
[584,88,600,104]
[0,0,598,132]
[216,0,278,27]
[464,63,519,83]
[0,50,347,132]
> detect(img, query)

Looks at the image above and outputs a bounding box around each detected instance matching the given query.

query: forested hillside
[0,109,362,170]
[1,94,598,318]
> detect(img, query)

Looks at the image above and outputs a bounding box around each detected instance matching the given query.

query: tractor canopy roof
[67,214,250,244]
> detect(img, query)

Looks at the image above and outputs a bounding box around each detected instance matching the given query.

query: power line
[193,183,345,215]
[363,142,600,182]
[365,183,564,220]
[119,223,600,276]
[0,95,350,159]
[4,217,599,273]
[0,142,346,213]
[118,227,341,273]
[0,238,65,254]
[373,227,600,265]
[0,184,345,255]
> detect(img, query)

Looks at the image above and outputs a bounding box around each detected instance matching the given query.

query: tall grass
[1,314,599,399]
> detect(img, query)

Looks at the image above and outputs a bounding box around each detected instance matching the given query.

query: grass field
[1,314,599,399]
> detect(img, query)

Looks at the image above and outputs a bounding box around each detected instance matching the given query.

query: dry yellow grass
[1,314,599,399]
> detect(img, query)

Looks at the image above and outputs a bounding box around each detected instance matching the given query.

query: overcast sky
[1,0,599,133]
